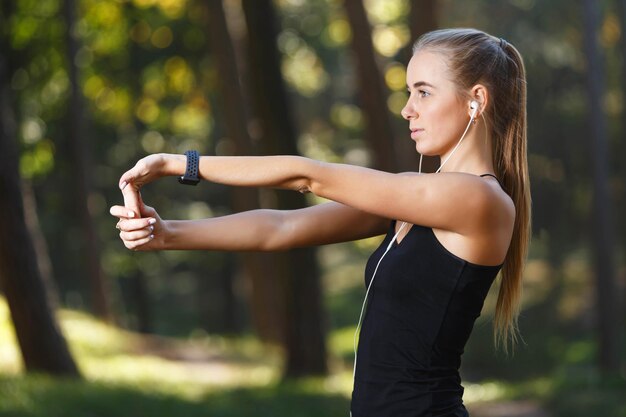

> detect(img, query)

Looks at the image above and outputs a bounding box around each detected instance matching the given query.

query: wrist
[158,220,174,250]
[162,153,186,177]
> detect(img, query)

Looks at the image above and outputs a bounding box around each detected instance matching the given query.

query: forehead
[406,50,454,89]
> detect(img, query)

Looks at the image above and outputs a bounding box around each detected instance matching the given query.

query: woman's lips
[410,129,424,140]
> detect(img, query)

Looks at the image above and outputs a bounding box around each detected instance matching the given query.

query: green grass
[0,373,351,417]
[546,365,626,417]
[1,291,625,417]
[0,296,355,416]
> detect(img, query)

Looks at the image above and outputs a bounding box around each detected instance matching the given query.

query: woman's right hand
[110,203,166,251]
[113,174,166,250]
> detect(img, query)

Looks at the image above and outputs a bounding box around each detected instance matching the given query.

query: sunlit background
[1,0,625,416]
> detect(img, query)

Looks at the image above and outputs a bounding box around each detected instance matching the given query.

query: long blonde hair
[413,28,531,353]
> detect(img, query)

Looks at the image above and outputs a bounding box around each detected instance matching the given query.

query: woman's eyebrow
[407,81,436,89]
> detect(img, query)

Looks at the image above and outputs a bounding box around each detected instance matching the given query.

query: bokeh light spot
[131,21,152,43]
[151,26,173,48]
[141,131,165,153]
[325,19,351,47]
[372,25,409,57]
[387,91,407,117]
[384,64,406,91]
[136,98,160,123]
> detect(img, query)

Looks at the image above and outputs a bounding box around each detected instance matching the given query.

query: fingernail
[148,218,156,225]
[150,234,154,239]
[150,225,154,232]
[128,211,135,218]
[120,181,127,190]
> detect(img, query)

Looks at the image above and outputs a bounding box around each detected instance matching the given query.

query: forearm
[163,154,324,192]
[161,209,286,251]
[160,152,403,222]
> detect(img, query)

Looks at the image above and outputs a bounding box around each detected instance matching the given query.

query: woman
[110,28,530,417]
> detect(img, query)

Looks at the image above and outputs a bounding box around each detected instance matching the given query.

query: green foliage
[7,0,620,327]
[3,0,625,414]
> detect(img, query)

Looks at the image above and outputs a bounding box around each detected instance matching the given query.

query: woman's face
[401,50,470,156]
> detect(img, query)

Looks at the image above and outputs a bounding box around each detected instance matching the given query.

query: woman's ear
[469,84,489,118]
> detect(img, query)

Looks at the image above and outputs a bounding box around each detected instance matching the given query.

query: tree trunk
[0,33,80,377]
[63,0,111,321]
[406,0,439,173]
[21,180,60,309]
[410,0,438,42]
[617,0,626,352]
[619,0,626,127]
[581,0,620,373]
[343,0,398,172]
[241,0,328,377]
[205,0,281,341]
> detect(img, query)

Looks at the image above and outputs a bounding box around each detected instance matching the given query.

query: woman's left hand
[118,153,183,191]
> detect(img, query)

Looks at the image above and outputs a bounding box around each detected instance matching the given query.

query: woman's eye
[418,90,430,97]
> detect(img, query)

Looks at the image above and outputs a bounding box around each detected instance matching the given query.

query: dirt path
[468,400,551,417]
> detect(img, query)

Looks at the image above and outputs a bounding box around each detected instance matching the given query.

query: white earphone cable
[435,114,475,173]
[418,112,476,174]
[350,109,476,416]
[351,221,407,385]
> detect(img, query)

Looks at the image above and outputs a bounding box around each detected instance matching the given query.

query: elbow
[258,233,285,251]
[255,210,292,252]
[257,209,310,251]
[296,184,312,194]
[302,159,328,197]
[281,175,313,195]
[258,236,293,252]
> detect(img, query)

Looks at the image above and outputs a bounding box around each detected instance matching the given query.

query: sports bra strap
[479,173,504,189]
[479,173,498,180]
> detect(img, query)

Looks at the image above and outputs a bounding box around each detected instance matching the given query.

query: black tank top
[350,174,504,417]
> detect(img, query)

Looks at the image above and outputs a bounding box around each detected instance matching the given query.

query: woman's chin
[414,144,436,156]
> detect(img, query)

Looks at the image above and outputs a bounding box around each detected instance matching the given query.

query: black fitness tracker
[178,150,200,186]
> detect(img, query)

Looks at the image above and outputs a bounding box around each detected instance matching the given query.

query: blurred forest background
[0,0,625,416]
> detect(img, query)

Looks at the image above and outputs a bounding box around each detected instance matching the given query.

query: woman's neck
[438,121,494,175]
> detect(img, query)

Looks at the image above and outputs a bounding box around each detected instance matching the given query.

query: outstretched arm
[111,199,388,251]
[119,153,501,235]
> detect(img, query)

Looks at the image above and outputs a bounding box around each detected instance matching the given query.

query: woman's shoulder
[436,171,515,230]
[427,172,515,266]
[438,171,511,200]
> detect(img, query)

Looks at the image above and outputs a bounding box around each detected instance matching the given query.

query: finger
[124,234,154,251]
[119,164,141,190]
[120,226,153,241]
[122,183,143,219]
[117,218,156,232]
[110,205,140,219]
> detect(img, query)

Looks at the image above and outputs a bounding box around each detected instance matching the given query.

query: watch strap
[178,150,200,185]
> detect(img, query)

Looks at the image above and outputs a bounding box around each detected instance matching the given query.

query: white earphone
[469,100,479,119]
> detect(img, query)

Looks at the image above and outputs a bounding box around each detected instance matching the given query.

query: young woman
[110,28,530,417]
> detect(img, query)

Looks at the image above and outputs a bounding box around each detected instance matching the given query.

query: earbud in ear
[469,101,479,119]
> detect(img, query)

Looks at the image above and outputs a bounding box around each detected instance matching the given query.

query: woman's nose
[401,101,416,120]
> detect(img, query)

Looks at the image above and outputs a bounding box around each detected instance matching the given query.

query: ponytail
[492,41,531,354]
[413,29,531,353]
